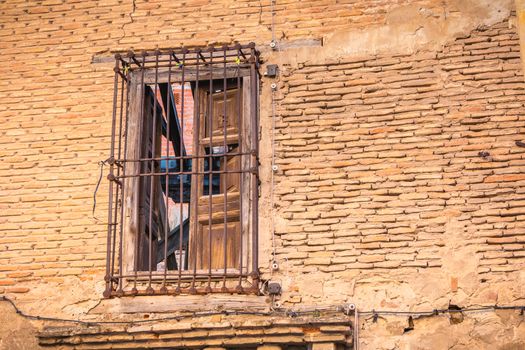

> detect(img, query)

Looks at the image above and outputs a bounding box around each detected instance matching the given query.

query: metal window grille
[104,44,260,297]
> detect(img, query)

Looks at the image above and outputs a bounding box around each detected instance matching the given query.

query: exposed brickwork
[0,0,525,348]
[274,20,525,277]
[38,314,353,348]
[0,0,452,295]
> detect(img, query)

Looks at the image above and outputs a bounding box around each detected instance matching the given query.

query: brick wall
[1,0,525,349]
[0,0,448,298]
[274,20,525,278]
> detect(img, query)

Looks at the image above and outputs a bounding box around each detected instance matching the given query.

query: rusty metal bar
[114,169,252,179]
[114,151,252,162]
[123,53,250,66]
[146,51,160,294]
[219,47,228,290]
[125,60,251,71]
[103,55,120,298]
[161,52,172,294]
[132,51,147,295]
[127,51,142,67]
[110,67,126,283]
[207,46,214,293]
[109,284,259,297]
[106,44,259,298]
[190,50,201,295]
[236,47,244,292]
[116,64,131,296]
[222,47,228,291]
[177,50,187,294]
[124,44,253,57]
[112,271,253,279]
[250,46,259,284]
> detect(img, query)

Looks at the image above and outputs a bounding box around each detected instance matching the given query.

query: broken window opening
[104,45,260,297]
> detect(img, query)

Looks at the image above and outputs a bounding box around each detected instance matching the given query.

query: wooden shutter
[190,86,242,271]
[137,87,166,271]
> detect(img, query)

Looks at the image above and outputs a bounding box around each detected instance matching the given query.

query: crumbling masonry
[1,0,525,349]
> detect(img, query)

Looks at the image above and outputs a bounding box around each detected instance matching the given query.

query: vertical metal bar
[104,55,120,298]
[161,52,173,294]
[207,46,214,293]
[236,46,243,292]
[222,46,228,291]
[354,309,360,350]
[117,63,131,296]
[190,51,200,294]
[146,50,160,294]
[249,46,259,283]
[110,68,126,281]
[177,49,187,293]
[132,52,146,294]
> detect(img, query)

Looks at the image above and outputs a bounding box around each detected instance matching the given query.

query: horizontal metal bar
[114,271,251,279]
[122,56,251,67]
[115,168,254,179]
[141,67,252,84]
[115,151,252,163]
[109,285,257,297]
[120,43,255,60]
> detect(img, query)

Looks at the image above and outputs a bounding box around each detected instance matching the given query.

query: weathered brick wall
[0,0,457,302]
[1,0,525,349]
[275,20,525,276]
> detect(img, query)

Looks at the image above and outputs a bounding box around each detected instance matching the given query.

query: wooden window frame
[103,45,260,297]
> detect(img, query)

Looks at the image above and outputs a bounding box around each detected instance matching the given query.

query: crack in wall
[118,0,137,45]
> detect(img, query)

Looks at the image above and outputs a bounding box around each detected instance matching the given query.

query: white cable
[269,0,278,275]
[271,0,276,43]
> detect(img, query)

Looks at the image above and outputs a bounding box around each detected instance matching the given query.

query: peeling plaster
[323,0,513,58]
[271,0,514,68]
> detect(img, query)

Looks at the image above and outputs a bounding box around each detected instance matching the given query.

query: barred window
[104,44,260,297]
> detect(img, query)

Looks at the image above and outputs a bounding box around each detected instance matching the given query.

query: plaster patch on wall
[307,0,513,63]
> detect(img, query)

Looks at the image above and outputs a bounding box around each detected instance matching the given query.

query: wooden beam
[91,295,268,314]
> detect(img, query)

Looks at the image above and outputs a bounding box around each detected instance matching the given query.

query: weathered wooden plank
[91,295,268,314]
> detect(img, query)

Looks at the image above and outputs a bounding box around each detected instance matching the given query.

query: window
[104,44,260,297]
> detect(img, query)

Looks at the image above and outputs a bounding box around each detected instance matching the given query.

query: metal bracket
[265,64,279,77]
[267,282,282,295]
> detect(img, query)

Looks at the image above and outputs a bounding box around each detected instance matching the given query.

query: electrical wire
[92,158,111,221]
[270,83,277,273]
[270,0,276,43]
[2,295,524,326]
[269,0,284,275]
[0,295,272,325]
